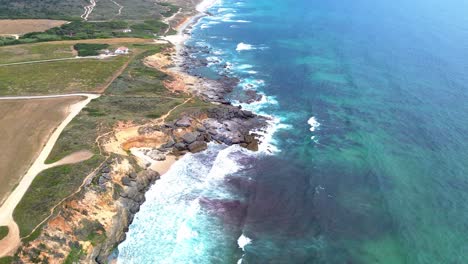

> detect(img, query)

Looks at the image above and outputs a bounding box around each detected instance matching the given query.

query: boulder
[182,132,200,144]
[161,138,175,148]
[175,116,192,127]
[188,141,208,153]
[174,142,187,151]
[121,176,133,186]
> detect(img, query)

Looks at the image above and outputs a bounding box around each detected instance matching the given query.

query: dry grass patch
[0,96,84,206]
[0,43,75,64]
[0,19,68,35]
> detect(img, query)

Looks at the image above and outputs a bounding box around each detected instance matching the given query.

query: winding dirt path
[109,0,124,16]
[81,0,97,21]
[0,94,99,257]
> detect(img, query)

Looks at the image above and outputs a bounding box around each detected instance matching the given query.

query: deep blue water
[118,0,468,263]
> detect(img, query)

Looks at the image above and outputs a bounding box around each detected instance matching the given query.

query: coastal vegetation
[0,226,8,240]
[13,155,104,237]
[0,55,128,95]
[73,43,109,56]
[0,256,13,264]
[0,20,169,46]
[158,2,180,17]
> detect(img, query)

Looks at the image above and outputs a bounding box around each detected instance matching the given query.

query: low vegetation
[1,20,169,46]
[0,256,13,264]
[0,42,74,64]
[13,155,105,237]
[0,55,128,95]
[0,226,8,240]
[0,0,84,20]
[158,2,180,17]
[73,43,109,57]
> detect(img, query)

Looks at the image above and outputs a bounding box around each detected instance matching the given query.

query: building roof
[116,46,129,51]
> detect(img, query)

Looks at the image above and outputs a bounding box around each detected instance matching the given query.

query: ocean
[118,0,468,263]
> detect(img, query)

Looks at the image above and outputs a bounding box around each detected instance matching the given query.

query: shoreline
[9,0,269,261]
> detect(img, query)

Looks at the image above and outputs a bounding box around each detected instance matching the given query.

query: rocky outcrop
[16,157,160,264]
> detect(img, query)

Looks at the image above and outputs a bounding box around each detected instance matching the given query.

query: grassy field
[0,42,75,64]
[0,97,83,205]
[0,226,8,240]
[0,19,68,35]
[0,56,129,95]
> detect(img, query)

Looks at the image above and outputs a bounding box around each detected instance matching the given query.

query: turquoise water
[118,0,468,263]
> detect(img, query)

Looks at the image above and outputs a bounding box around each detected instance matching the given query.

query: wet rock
[188,141,208,153]
[174,142,187,151]
[182,132,200,144]
[162,138,175,148]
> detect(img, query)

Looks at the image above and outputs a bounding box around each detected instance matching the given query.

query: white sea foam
[238,234,252,250]
[236,42,255,51]
[239,78,265,89]
[308,116,320,132]
[236,234,252,264]
[308,116,320,141]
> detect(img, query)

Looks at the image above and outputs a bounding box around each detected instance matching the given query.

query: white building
[115,46,129,54]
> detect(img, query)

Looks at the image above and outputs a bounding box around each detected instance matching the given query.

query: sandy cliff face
[17,156,159,263]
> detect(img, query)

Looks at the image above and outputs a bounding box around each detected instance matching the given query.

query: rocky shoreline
[14,1,270,262]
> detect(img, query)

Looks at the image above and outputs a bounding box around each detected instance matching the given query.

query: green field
[1,20,170,47]
[0,55,128,95]
[0,0,85,19]
[0,226,8,240]
[0,42,74,64]
[0,0,177,22]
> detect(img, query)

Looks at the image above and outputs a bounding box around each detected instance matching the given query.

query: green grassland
[0,0,178,21]
[1,20,170,47]
[0,226,8,240]
[0,42,74,64]
[0,55,128,95]
[0,0,162,20]
[0,0,86,20]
